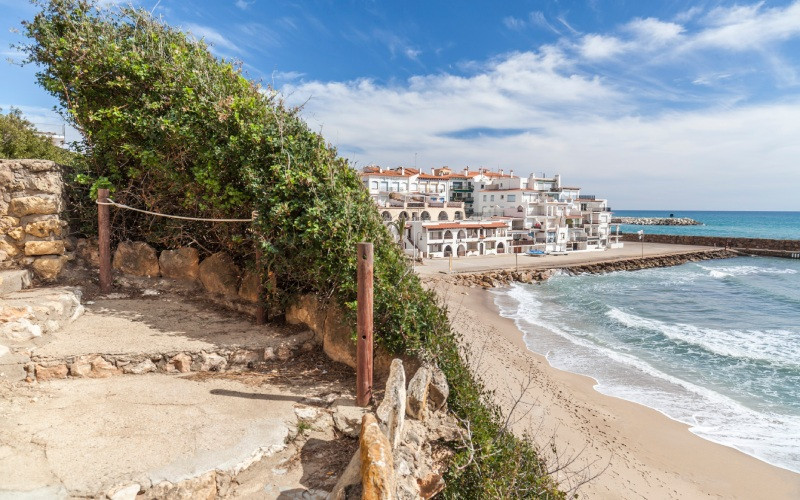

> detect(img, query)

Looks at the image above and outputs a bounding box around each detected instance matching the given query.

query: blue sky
[3,1,800,210]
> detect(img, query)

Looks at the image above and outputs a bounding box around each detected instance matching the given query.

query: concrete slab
[0,287,83,341]
[0,375,294,497]
[0,270,31,296]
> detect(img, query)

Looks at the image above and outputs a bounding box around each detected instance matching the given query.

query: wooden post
[255,246,266,325]
[97,188,112,294]
[356,242,374,407]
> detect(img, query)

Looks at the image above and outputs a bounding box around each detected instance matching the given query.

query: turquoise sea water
[614,210,800,240]
[494,256,800,473]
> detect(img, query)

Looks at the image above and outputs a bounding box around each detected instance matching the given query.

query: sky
[2,0,800,210]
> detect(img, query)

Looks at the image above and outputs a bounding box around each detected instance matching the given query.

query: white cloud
[692,1,800,50]
[626,17,684,45]
[579,34,627,60]
[235,0,252,10]
[503,16,526,31]
[185,23,241,54]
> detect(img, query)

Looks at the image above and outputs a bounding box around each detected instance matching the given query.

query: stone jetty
[611,216,702,226]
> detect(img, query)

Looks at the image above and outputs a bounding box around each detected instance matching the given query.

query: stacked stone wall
[0,159,68,279]
[621,233,800,251]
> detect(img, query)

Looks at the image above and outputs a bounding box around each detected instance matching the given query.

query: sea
[614,210,800,240]
[493,211,800,474]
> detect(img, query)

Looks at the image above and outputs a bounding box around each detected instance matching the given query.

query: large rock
[159,247,199,280]
[31,256,68,281]
[238,271,260,303]
[406,365,432,420]
[198,252,240,296]
[285,294,326,340]
[76,238,100,266]
[323,301,357,367]
[35,363,68,381]
[376,359,406,449]
[24,240,65,256]
[360,413,395,500]
[333,405,370,438]
[427,365,449,412]
[113,241,160,277]
[0,238,19,258]
[8,196,58,217]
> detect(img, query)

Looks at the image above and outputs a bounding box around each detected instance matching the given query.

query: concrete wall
[621,233,800,251]
[0,160,68,279]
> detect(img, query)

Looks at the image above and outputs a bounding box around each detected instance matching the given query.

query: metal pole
[97,188,112,294]
[356,242,374,407]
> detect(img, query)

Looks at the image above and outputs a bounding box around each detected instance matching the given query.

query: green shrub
[0,107,75,164]
[21,1,563,497]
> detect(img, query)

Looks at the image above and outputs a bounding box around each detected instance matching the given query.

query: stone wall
[0,159,68,279]
[621,233,800,251]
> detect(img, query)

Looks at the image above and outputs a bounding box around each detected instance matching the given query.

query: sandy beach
[424,259,800,498]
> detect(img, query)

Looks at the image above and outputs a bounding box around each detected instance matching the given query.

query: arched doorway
[444,230,453,240]
[444,245,452,257]
[457,244,466,257]
[457,229,466,240]
[497,242,505,254]
[399,211,409,221]
[421,211,431,221]
[381,211,392,221]
[479,242,485,255]
[438,211,448,221]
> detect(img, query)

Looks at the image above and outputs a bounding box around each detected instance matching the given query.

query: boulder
[113,241,160,277]
[285,294,326,341]
[406,365,432,420]
[333,405,370,438]
[8,196,58,217]
[360,413,395,500]
[123,358,157,375]
[194,351,227,371]
[0,238,19,258]
[24,240,65,256]
[427,364,449,412]
[169,353,193,373]
[31,256,67,281]
[198,252,240,296]
[376,359,406,449]
[158,247,199,280]
[322,302,357,368]
[238,271,260,303]
[7,227,24,241]
[35,363,68,381]
[76,238,100,266]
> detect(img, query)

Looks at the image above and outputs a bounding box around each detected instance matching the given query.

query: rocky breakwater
[452,269,555,289]
[612,216,702,226]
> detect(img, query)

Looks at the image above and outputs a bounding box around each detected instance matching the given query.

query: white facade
[406,220,512,259]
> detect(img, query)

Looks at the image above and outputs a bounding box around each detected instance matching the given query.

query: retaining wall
[621,233,800,251]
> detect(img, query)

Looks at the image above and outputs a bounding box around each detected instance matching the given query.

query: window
[490,195,495,202]
[392,182,400,192]
[371,181,378,189]
[500,195,504,200]
[411,183,418,191]
[380,181,388,191]
[508,195,516,202]
[483,195,487,201]
[401,182,408,191]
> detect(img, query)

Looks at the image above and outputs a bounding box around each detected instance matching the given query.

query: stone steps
[0,287,84,343]
[0,269,32,295]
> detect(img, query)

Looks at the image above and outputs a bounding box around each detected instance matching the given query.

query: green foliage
[21,1,564,496]
[0,107,75,164]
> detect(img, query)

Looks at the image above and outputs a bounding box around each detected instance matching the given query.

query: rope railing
[96,198,256,222]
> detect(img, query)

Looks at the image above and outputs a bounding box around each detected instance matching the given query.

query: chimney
[379,166,383,173]
[401,167,405,175]
[463,167,469,175]
[510,169,514,177]
[500,169,504,176]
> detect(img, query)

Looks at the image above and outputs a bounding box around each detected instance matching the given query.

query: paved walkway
[414,242,718,275]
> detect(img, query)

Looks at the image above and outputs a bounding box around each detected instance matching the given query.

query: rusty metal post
[255,246,266,325]
[356,242,374,407]
[97,188,112,294]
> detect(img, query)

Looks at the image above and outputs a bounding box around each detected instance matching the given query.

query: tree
[0,107,74,163]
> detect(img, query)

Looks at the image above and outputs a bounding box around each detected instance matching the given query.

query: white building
[405,219,512,258]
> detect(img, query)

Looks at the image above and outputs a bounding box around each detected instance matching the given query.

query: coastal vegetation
[20,0,563,496]
[0,107,76,164]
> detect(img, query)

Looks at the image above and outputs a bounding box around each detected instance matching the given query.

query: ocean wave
[494,285,800,472]
[606,308,800,368]
[698,264,798,279]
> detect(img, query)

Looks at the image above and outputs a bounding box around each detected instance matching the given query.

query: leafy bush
[21,1,563,497]
[0,107,75,164]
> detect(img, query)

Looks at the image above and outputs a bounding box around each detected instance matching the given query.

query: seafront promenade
[414,241,717,275]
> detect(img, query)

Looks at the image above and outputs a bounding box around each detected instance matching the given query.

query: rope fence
[96,198,255,222]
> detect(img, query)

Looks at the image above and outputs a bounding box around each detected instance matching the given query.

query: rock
[276,345,292,361]
[25,219,63,238]
[76,238,100,266]
[285,294,326,337]
[329,451,361,500]
[426,412,464,442]
[262,346,276,361]
[197,351,227,371]
[31,256,67,281]
[142,471,217,500]
[229,349,259,366]
[198,252,240,296]
[406,365,432,420]
[8,196,58,217]
[294,406,319,421]
[427,365,449,412]
[113,241,160,277]
[360,413,395,500]
[333,405,370,438]
[24,240,65,256]
[238,271,260,303]
[88,355,120,378]
[7,226,24,241]
[107,483,141,500]
[69,357,92,378]
[158,247,199,280]
[418,473,445,499]
[123,358,157,375]
[322,302,356,368]
[35,363,68,381]
[376,359,406,449]
[0,238,19,258]
[169,353,193,373]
